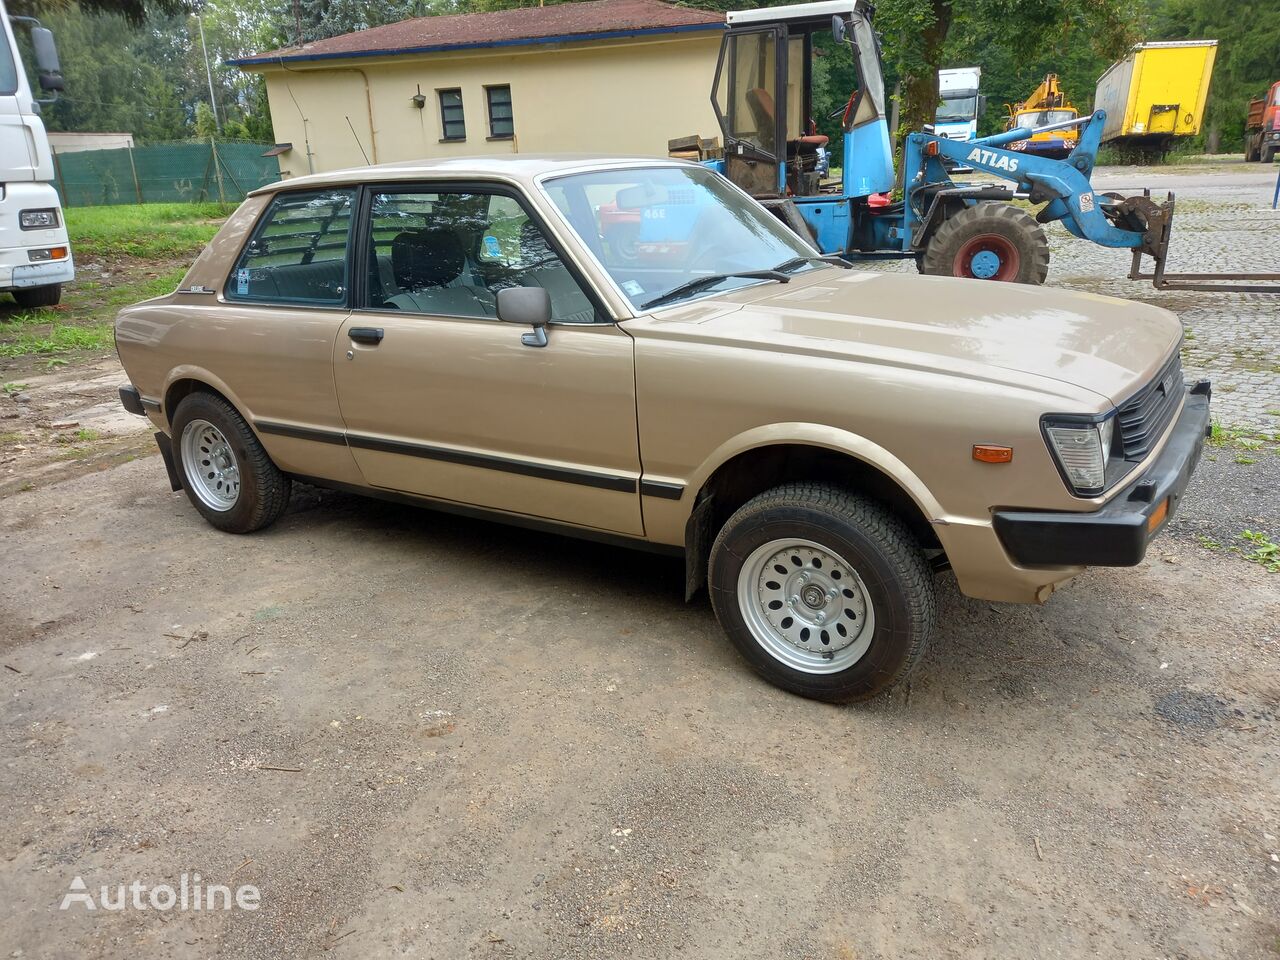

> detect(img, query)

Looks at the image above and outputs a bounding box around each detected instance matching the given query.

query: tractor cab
[711,0,894,201]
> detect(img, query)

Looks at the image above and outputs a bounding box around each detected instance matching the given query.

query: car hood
[624,269,1183,407]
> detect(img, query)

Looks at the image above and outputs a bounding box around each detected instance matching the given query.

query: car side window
[362,189,596,323]
[226,189,355,305]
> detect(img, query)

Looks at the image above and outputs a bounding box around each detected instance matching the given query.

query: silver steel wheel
[180,418,241,512]
[736,538,876,674]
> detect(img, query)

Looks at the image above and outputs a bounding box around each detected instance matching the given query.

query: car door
[332,183,644,536]
[211,187,365,487]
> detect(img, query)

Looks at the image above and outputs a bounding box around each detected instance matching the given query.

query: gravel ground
[1,158,1277,960]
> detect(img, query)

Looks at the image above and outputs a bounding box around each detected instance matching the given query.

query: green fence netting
[53,140,282,207]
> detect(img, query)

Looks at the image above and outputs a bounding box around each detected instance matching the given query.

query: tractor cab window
[845,12,885,128]
[714,29,781,158]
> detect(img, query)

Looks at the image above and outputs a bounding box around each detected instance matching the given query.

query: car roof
[251,154,691,194]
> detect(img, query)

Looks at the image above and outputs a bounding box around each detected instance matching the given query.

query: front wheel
[171,392,291,533]
[1263,145,1277,164]
[708,483,937,703]
[920,203,1049,284]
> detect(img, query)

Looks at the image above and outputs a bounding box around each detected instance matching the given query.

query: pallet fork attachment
[1120,190,1280,293]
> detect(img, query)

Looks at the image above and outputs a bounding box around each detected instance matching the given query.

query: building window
[439,89,465,141]
[486,85,514,139]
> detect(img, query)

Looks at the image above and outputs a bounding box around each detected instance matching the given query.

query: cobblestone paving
[859,159,1280,431]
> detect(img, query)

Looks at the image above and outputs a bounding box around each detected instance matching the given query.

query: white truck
[934,66,984,142]
[0,0,71,308]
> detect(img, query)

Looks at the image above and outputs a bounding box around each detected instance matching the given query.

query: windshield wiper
[639,270,789,310]
[773,254,853,273]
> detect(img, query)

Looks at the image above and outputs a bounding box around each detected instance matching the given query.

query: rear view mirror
[31,27,64,93]
[831,15,846,42]
[497,286,552,347]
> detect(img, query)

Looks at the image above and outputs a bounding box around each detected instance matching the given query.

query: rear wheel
[920,203,1049,285]
[171,392,290,534]
[708,482,936,703]
[13,284,62,309]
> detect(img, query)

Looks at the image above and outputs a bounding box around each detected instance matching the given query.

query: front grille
[1116,352,1183,460]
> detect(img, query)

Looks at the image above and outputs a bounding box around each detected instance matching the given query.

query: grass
[1237,531,1280,573]
[65,202,234,261]
[0,201,227,362]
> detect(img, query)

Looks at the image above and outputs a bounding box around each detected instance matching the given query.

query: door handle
[349,327,384,345]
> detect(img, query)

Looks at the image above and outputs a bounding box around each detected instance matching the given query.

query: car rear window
[226,189,355,305]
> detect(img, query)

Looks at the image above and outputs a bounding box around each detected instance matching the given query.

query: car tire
[708,482,936,703]
[920,203,1050,284]
[13,283,62,309]
[170,392,290,534]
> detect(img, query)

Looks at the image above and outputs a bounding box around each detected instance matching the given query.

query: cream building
[230,0,725,178]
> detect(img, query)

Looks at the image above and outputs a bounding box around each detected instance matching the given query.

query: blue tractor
[697,0,1183,285]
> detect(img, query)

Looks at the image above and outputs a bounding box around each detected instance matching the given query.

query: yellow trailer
[1094,40,1218,153]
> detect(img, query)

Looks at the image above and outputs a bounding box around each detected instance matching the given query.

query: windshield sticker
[236,268,249,295]
[621,280,644,297]
[482,235,502,258]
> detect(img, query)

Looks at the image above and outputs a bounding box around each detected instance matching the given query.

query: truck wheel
[920,204,1050,284]
[13,284,62,309]
[708,482,936,703]
[171,392,290,534]
[1264,145,1277,164]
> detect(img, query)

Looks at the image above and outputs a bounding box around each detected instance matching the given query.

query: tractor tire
[920,203,1050,285]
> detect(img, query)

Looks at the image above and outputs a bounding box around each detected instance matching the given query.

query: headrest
[391,229,465,290]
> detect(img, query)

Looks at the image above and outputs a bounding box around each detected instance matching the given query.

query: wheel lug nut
[815,612,826,623]
[788,595,799,606]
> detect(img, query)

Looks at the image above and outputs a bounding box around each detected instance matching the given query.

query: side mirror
[977,94,988,115]
[31,27,64,93]
[831,15,846,42]
[497,286,551,347]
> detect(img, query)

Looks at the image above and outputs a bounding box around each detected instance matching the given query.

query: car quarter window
[361,188,597,323]
[226,189,355,305]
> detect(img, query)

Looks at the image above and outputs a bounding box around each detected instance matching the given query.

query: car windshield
[541,165,819,311]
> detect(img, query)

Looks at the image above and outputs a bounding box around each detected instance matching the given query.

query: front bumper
[993,383,1211,567]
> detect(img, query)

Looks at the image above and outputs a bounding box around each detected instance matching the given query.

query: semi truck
[1245,81,1280,163]
[1094,40,1217,157]
[934,66,983,142]
[0,0,72,308]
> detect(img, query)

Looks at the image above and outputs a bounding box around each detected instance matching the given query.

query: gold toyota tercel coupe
[114,157,1210,702]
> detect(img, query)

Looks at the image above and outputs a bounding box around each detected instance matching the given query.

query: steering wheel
[840,90,858,129]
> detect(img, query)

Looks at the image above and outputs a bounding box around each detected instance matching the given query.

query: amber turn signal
[972,444,1013,463]
[925,141,940,157]
[1146,497,1169,533]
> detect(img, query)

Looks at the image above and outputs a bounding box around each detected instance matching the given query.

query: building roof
[230,0,725,68]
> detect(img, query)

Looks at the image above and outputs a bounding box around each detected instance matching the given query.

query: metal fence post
[211,137,226,204]
[1273,163,1279,210]
[51,149,68,207]
[127,145,143,204]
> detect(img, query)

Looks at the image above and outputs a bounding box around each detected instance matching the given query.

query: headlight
[20,208,59,230]
[1044,417,1114,496]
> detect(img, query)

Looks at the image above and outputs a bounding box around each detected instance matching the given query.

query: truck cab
[0,1,71,308]
[1246,80,1280,163]
[934,67,983,142]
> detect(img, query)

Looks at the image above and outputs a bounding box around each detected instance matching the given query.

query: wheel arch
[680,426,945,600]
[161,367,254,433]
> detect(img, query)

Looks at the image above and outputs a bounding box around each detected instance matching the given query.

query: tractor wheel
[920,203,1050,285]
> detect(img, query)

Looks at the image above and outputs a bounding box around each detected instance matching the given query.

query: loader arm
[904,112,1150,254]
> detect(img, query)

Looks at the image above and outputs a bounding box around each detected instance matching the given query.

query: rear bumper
[993,384,1211,567]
